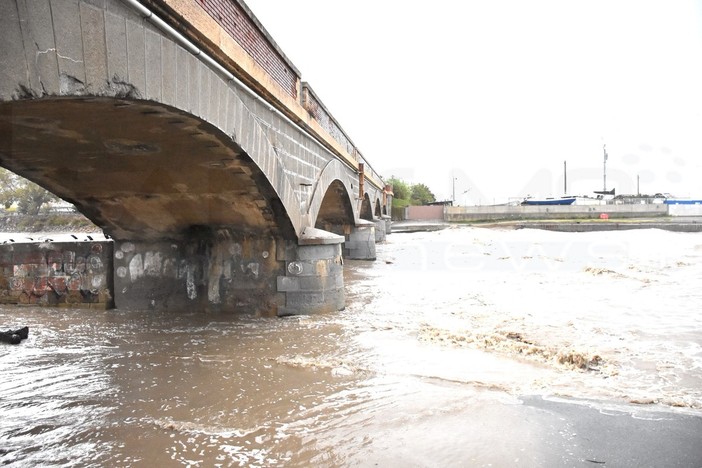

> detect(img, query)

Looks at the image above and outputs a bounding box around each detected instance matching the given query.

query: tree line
[0,168,437,217]
[386,177,436,208]
[0,168,59,215]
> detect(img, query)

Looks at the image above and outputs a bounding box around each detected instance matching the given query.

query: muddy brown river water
[2,226,702,466]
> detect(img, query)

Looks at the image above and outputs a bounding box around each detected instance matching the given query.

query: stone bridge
[0,0,392,315]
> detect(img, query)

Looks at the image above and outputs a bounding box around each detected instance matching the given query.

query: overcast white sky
[245,0,702,204]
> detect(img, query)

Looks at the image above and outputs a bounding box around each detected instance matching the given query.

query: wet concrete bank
[391,220,449,233]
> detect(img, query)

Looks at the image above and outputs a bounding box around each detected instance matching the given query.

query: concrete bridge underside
[0,0,390,315]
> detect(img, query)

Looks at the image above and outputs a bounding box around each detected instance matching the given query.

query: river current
[1,226,701,466]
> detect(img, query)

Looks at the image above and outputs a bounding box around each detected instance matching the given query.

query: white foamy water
[340,225,702,410]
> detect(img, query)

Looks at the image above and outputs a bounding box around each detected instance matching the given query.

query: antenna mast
[603,144,608,191]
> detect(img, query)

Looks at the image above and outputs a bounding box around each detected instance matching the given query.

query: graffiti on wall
[112,232,281,312]
[0,242,113,307]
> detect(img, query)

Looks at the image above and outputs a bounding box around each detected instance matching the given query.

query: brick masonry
[0,242,113,308]
[197,0,299,98]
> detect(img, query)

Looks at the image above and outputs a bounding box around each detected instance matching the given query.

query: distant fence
[404,206,445,221]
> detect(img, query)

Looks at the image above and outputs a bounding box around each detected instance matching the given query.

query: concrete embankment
[482,219,702,232]
[434,205,702,232]
[391,220,449,233]
[393,218,702,233]
[445,204,669,222]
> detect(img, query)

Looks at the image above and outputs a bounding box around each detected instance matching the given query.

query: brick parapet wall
[196,0,299,98]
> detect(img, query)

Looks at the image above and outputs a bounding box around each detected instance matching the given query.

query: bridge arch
[0,0,302,242]
[360,194,374,221]
[313,180,355,233]
[306,158,357,227]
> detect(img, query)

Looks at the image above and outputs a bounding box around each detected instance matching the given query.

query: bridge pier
[374,219,387,243]
[276,228,345,316]
[344,220,377,260]
[113,232,281,314]
[383,215,393,235]
[112,227,345,316]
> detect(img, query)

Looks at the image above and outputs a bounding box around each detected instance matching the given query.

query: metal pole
[452,177,456,204]
[603,145,608,191]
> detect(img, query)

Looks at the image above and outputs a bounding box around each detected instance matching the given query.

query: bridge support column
[345,220,376,260]
[276,228,345,316]
[112,232,283,314]
[374,218,386,243]
[383,215,393,235]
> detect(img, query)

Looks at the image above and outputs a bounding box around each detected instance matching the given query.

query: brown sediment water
[1,226,701,466]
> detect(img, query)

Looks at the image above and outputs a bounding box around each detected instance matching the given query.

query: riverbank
[0,213,100,234]
[392,217,702,233]
[390,220,449,233]
[469,217,702,232]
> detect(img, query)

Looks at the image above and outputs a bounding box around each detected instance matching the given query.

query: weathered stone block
[52,0,86,86]
[80,2,108,89]
[144,28,161,100]
[295,244,338,262]
[105,11,128,83]
[175,44,188,109]
[161,38,176,106]
[188,53,199,114]
[276,275,300,292]
[126,19,146,94]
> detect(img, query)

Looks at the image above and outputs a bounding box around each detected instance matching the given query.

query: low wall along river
[0,241,113,308]
[444,204,670,222]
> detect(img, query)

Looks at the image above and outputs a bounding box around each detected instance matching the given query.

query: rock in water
[15,326,29,340]
[1,327,29,345]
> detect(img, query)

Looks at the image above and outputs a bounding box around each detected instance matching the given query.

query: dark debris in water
[0,326,29,345]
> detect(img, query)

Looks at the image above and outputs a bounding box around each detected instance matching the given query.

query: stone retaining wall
[0,242,113,308]
[445,204,668,222]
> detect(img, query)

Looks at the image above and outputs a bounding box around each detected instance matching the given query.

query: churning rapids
[1,226,701,466]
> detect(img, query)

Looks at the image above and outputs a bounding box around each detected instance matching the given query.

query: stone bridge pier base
[345,220,377,260]
[276,228,345,316]
[112,228,346,316]
[374,219,387,243]
[383,215,392,235]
